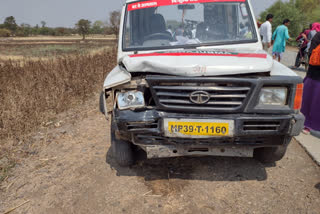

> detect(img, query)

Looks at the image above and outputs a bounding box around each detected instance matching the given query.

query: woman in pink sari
[307,23,320,48]
[312,23,320,32]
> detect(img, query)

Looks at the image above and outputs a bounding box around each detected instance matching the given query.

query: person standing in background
[301,31,320,134]
[292,28,309,68]
[260,14,273,52]
[272,19,291,62]
[306,23,320,52]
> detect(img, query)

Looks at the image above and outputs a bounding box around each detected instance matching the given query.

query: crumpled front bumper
[112,109,304,158]
[114,109,305,146]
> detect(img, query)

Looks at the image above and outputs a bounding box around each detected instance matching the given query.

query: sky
[0,0,284,27]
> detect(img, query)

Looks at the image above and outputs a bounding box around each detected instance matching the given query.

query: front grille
[243,121,281,131]
[126,121,158,132]
[133,134,280,146]
[147,76,252,112]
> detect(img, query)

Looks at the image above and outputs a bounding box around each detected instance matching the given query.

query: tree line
[260,0,320,39]
[0,11,121,39]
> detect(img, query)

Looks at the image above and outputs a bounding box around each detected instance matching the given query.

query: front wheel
[294,53,301,68]
[111,120,135,166]
[253,146,288,163]
[254,137,292,163]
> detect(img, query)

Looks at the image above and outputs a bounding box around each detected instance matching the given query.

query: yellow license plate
[164,119,234,138]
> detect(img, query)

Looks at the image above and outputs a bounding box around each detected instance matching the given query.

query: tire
[294,53,301,68]
[99,91,105,114]
[254,145,288,163]
[111,120,135,166]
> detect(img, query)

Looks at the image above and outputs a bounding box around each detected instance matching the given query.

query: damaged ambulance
[100,0,305,166]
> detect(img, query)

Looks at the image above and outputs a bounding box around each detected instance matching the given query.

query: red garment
[296,29,313,46]
[257,21,262,28]
[296,32,308,46]
[305,29,311,36]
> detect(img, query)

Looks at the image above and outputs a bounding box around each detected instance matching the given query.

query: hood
[121,50,273,76]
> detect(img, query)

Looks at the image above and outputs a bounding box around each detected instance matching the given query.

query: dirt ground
[0,95,319,214]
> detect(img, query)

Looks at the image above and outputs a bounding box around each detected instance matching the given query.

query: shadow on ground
[106,147,273,182]
[315,183,320,191]
[291,66,307,73]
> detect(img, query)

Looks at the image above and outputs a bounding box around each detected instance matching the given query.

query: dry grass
[0,49,116,139]
[0,48,117,181]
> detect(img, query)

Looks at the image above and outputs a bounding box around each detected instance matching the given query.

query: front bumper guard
[113,110,304,158]
[114,109,305,138]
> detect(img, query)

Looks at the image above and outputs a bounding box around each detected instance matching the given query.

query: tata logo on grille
[189,91,210,104]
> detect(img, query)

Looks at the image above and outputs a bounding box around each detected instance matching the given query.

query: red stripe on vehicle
[128,0,246,11]
[129,52,267,59]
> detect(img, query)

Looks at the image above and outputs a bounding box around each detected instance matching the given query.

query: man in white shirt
[260,14,273,52]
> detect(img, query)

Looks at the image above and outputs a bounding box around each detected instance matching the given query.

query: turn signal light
[294,84,304,110]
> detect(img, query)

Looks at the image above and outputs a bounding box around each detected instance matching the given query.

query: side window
[124,13,130,47]
[238,3,253,39]
[125,8,157,46]
[225,5,237,37]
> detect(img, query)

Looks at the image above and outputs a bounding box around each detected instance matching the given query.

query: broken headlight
[257,87,288,107]
[117,91,145,110]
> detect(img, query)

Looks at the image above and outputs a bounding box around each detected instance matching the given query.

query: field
[0,35,117,182]
[0,35,116,59]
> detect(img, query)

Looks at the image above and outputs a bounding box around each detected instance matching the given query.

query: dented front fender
[103,65,131,90]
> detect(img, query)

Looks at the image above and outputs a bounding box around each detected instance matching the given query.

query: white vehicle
[100,0,304,166]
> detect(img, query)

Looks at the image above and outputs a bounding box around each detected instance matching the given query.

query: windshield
[123,0,257,51]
